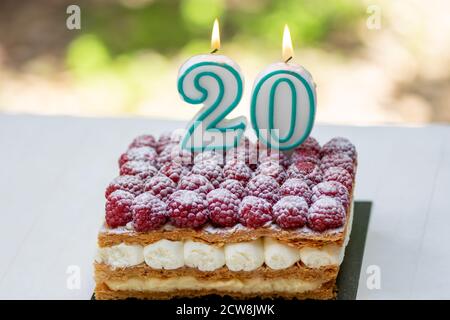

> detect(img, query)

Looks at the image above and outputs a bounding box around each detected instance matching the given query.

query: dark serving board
[336,201,371,300]
[92,201,371,302]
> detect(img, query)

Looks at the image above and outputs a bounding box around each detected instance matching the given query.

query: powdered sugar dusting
[206,188,235,200]
[308,196,346,231]
[321,137,357,161]
[311,181,350,209]
[132,192,159,207]
[170,189,203,204]
[120,147,157,167]
[112,175,142,185]
[122,161,157,172]
[109,189,134,199]
[194,150,225,166]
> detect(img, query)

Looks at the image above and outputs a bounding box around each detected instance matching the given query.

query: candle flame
[211,19,220,52]
[282,24,294,62]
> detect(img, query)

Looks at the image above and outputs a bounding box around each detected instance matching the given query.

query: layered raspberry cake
[94,133,357,300]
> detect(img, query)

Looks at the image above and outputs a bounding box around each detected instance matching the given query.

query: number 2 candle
[177,19,247,152]
[250,25,317,151]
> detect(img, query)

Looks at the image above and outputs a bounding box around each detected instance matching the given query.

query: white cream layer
[105,276,323,294]
[97,237,344,270]
[95,243,144,268]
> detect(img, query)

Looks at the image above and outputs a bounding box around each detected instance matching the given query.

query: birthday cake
[94,133,357,300]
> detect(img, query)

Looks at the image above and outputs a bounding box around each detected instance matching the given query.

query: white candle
[250,25,317,151]
[177,19,247,152]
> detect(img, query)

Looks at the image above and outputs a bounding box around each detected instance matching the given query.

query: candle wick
[285,56,292,63]
[211,48,218,54]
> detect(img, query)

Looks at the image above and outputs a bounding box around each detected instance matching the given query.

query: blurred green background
[1,0,449,124]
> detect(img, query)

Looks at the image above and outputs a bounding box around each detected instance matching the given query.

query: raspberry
[191,162,224,188]
[167,190,209,228]
[194,150,225,167]
[119,146,157,167]
[255,160,286,185]
[295,136,321,157]
[257,145,271,161]
[246,174,280,205]
[291,136,321,165]
[287,162,323,187]
[224,147,242,162]
[178,174,214,196]
[259,149,291,169]
[219,179,247,199]
[158,144,193,167]
[159,162,189,183]
[320,153,355,176]
[206,189,240,227]
[105,190,134,228]
[308,197,346,232]
[226,144,258,170]
[280,178,313,205]
[156,132,172,153]
[291,149,320,165]
[323,167,353,192]
[311,181,350,210]
[119,161,158,180]
[131,193,167,231]
[105,175,144,198]
[144,175,176,201]
[239,196,273,228]
[223,159,253,183]
[129,134,157,149]
[273,196,308,229]
[169,130,184,144]
[321,137,357,162]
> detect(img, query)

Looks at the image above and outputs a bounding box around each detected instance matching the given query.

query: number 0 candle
[250,25,316,151]
[177,19,247,152]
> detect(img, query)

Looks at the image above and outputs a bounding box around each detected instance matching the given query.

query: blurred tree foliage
[67,0,365,75]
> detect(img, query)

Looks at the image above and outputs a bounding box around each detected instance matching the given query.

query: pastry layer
[95,262,338,283]
[98,221,347,248]
[94,281,336,300]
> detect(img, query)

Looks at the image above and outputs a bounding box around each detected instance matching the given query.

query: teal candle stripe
[177,61,246,152]
[250,70,316,151]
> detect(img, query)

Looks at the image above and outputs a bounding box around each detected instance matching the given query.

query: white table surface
[0,114,449,300]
